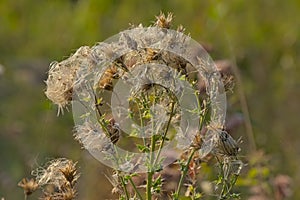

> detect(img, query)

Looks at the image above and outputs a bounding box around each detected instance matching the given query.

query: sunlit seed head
[155,12,173,29]
[45,46,96,115]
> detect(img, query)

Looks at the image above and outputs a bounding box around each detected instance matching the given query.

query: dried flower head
[176,24,186,33]
[49,186,77,200]
[18,178,39,196]
[59,161,79,186]
[27,158,80,200]
[45,46,96,115]
[32,158,80,189]
[155,12,173,29]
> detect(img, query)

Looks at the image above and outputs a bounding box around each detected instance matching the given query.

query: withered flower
[18,178,39,196]
[155,12,173,29]
[52,186,77,200]
[32,158,80,190]
[59,161,79,186]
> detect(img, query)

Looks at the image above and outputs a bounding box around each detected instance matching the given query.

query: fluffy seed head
[45,46,96,115]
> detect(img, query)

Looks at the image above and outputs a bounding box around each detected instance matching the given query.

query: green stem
[146,133,156,200]
[217,157,239,199]
[153,101,175,166]
[228,175,238,192]
[135,97,146,146]
[146,172,153,200]
[198,98,210,133]
[219,179,228,200]
[174,148,196,200]
[215,157,226,199]
[120,176,130,200]
[222,174,239,199]
[129,177,144,200]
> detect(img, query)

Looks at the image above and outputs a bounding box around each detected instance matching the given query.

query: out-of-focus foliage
[0,0,299,199]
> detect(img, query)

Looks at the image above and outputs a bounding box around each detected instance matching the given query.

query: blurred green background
[0,0,299,199]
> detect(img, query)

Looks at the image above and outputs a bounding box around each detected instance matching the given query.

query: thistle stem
[120,176,130,200]
[128,177,144,200]
[153,101,175,166]
[174,148,196,200]
[146,133,156,200]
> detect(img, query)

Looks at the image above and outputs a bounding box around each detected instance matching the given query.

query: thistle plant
[18,158,80,200]
[26,12,244,200]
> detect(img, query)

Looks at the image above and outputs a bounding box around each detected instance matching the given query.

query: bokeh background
[0,0,299,199]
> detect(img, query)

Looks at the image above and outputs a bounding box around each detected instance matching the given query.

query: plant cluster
[20,13,245,200]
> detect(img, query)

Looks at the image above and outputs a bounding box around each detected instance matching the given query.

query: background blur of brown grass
[0,0,299,199]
